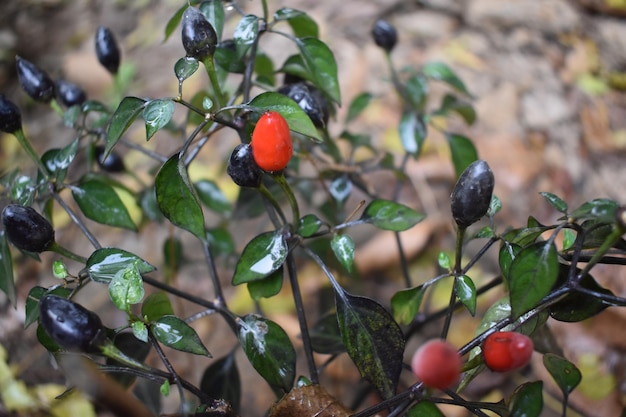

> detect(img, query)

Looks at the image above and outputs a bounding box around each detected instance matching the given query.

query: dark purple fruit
[55,80,87,107]
[182,7,217,61]
[278,82,329,128]
[227,144,262,188]
[94,145,125,173]
[15,56,55,102]
[0,94,22,133]
[450,160,495,228]
[39,295,106,353]
[2,204,54,253]
[371,19,398,53]
[95,26,121,74]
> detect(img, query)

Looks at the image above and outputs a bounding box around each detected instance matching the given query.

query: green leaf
[447,133,478,178]
[194,179,231,214]
[174,57,199,82]
[331,234,355,274]
[543,353,581,398]
[199,0,225,41]
[408,401,445,417]
[391,286,425,325]
[105,96,146,158]
[206,227,234,256]
[434,94,476,125]
[238,314,296,394]
[405,73,428,111]
[539,192,568,214]
[309,312,345,354]
[144,99,174,140]
[142,292,174,322]
[72,177,136,230]
[569,199,619,223]
[155,153,206,241]
[160,380,170,396]
[162,237,184,279]
[438,252,451,269]
[509,242,558,319]
[297,214,322,237]
[563,229,575,250]
[84,248,156,284]
[152,315,211,356]
[329,176,352,206]
[41,139,79,183]
[106,332,151,388]
[398,111,426,157]
[336,291,405,399]
[247,268,283,300]
[275,9,318,38]
[0,231,15,306]
[455,275,477,316]
[249,92,322,142]
[132,321,148,343]
[200,353,241,414]
[232,231,287,285]
[164,4,187,42]
[346,92,372,123]
[109,261,145,312]
[422,62,471,97]
[296,37,341,105]
[233,15,259,58]
[509,381,543,417]
[550,273,613,322]
[360,199,425,231]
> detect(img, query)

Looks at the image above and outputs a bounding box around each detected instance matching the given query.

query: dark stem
[149,334,188,417]
[203,241,226,306]
[51,191,101,249]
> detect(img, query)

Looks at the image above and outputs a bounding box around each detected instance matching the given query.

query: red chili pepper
[411,339,462,390]
[251,111,293,172]
[483,331,534,372]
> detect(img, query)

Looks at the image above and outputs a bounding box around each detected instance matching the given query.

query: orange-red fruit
[251,111,293,172]
[411,339,462,390]
[482,331,534,372]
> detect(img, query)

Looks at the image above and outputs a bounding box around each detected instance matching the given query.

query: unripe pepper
[227,144,263,188]
[95,145,125,173]
[0,94,22,133]
[95,26,121,75]
[39,295,106,353]
[2,204,55,253]
[278,82,329,128]
[371,19,398,53]
[181,7,217,61]
[55,79,87,107]
[15,56,55,103]
[482,331,534,372]
[450,160,495,228]
[250,111,293,172]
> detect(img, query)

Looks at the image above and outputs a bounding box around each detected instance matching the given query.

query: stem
[393,153,412,288]
[149,334,188,417]
[258,183,287,225]
[441,226,466,339]
[201,56,224,107]
[51,191,101,249]
[203,241,226,306]
[12,129,50,181]
[48,242,87,263]
[576,225,625,282]
[273,173,300,226]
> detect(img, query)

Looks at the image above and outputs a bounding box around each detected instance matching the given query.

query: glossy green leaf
[408,401,445,417]
[405,73,428,111]
[434,94,476,125]
[139,186,163,222]
[276,9,318,38]
[233,15,258,58]
[62,105,81,127]
[199,0,225,41]
[144,99,174,140]
[214,42,246,73]
[72,178,136,230]
[105,96,146,158]
[247,267,283,300]
[164,4,187,41]
[398,111,426,157]
[335,291,405,399]
[41,139,78,183]
[238,314,295,394]
[509,381,543,417]
[474,226,495,239]
[0,231,15,306]
[489,194,502,217]
[200,353,241,414]
[539,192,568,214]
[331,234,355,274]
[106,332,151,388]
[360,199,425,231]
[543,353,581,398]
[346,92,373,123]
[455,275,477,316]
[562,229,575,250]
[152,315,211,356]
[550,273,613,322]
[194,179,231,214]
[447,133,478,178]
[569,198,619,223]
[249,92,322,142]
[109,261,145,312]
[174,57,199,82]
[296,37,341,105]
[274,7,305,20]
[132,321,148,342]
[329,176,352,206]
[142,292,174,322]
[278,54,309,82]
[254,53,275,86]
[298,214,322,237]
[155,153,206,241]
[391,285,425,325]
[25,286,71,328]
[509,242,558,319]
[309,312,345,354]
[232,231,287,285]
[438,252,451,269]
[206,227,235,256]
[8,175,36,206]
[84,248,156,284]
[422,62,471,97]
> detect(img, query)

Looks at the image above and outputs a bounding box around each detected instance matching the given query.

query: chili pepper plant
[1,2,625,417]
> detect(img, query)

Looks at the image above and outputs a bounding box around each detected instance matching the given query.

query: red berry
[251,111,293,172]
[482,331,534,372]
[411,339,462,390]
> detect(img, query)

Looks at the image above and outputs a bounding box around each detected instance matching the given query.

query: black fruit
[55,80,87,107]
[278,82,330,128]
[39,295,106,353]
[15,56,55,102]
[450,160,495,228]
[2,204,55,253]
[227,144,263,188]
[95,26,121,74]
[181,7,217,61]
[371,19,398,53]
[95,145,125,173]
[0,94,22,133]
